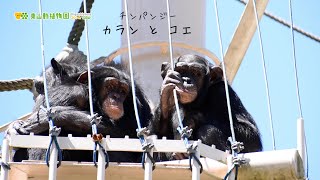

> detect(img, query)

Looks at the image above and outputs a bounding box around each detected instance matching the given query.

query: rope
[252,0,276,150]
[38,0,63,167]
[67,0,95,46]
[0,162,11,170]
[93,141,110,168]
[45,127,63,168]
[165,0,203,172]
[236,0,320,43]
[123,0,156,170]
[0,78,33,92]
[81,0,109,167]
[223,164,239,180]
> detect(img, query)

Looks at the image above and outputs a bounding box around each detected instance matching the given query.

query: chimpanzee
[7,60,153,163]
[89,64,152,162]
[9,58,93,162]
[150,54,262,159]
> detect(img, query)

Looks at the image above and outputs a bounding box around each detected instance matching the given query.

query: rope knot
[177,126,193,139]
[49,126,61,137]
[89,113,102,125]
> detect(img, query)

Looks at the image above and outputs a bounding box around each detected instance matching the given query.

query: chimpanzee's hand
[160,70,184,116]
[5,120,30,138]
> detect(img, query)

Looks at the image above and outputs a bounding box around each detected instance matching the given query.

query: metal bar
[0,139,9,180]
[191,142,201,180]
[297,118,306,178]
[48,143,58,180]
[97,141,106,180]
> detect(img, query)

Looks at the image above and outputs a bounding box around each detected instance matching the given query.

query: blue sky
[0,0,319,179]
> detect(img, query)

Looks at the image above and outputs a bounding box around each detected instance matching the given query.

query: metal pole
[297,118,306,178]
[226,155,235,180]
[97,141,106,180]
[144,136,155,180]
[191,142,200,180]
[48,142,58,180]
[0,139,9,180]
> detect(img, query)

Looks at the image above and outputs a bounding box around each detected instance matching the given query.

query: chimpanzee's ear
[76,71,94,84]
[161,62,170,79]
[51,58,68,77]
[209,66,223,84]
[34,77,44,94]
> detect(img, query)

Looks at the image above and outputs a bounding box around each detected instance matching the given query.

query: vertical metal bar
[48,143,58,180]
[97,141,106,180]
[226,155,235,180]
[0,139,9,180]
[144,135,156,180]
[191,142,200,180]
[297,118,306,177]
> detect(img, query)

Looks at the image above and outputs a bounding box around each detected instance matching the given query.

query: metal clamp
[89,113,102,125]
[177,126,193,139]
[49,126,61,137]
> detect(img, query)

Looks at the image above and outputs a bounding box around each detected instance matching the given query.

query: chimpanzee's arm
[7,106,92,135]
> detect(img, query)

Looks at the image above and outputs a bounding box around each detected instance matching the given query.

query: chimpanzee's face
[99,76,129,120]
[174,58,207,104]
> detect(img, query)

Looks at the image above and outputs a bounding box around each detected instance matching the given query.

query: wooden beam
[224,0,269,83]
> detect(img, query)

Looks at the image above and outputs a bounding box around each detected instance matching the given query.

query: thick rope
[0,78,33,92]
[252,0,276,150]
[67,0,94,46]
[236,0,320,43]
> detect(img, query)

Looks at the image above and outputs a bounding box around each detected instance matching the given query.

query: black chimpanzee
[7,60,153,163]
[90,64,152,162]
[9,58,93,162]
[150,54,262,159]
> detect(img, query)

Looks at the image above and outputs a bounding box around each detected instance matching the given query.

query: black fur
[150,54,262,159]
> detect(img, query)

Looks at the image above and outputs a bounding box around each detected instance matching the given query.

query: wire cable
[38,0,63,167]
[288,0,308,178]
[252,0,276,150]
[82,0,109,168]
[123,0,155,170]
[213,0,236,142]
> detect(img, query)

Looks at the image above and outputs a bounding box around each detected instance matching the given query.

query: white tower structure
[120,0,207,105]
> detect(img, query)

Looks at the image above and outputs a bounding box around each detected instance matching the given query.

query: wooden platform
[2,135,305,180]
[9,160,223,180]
